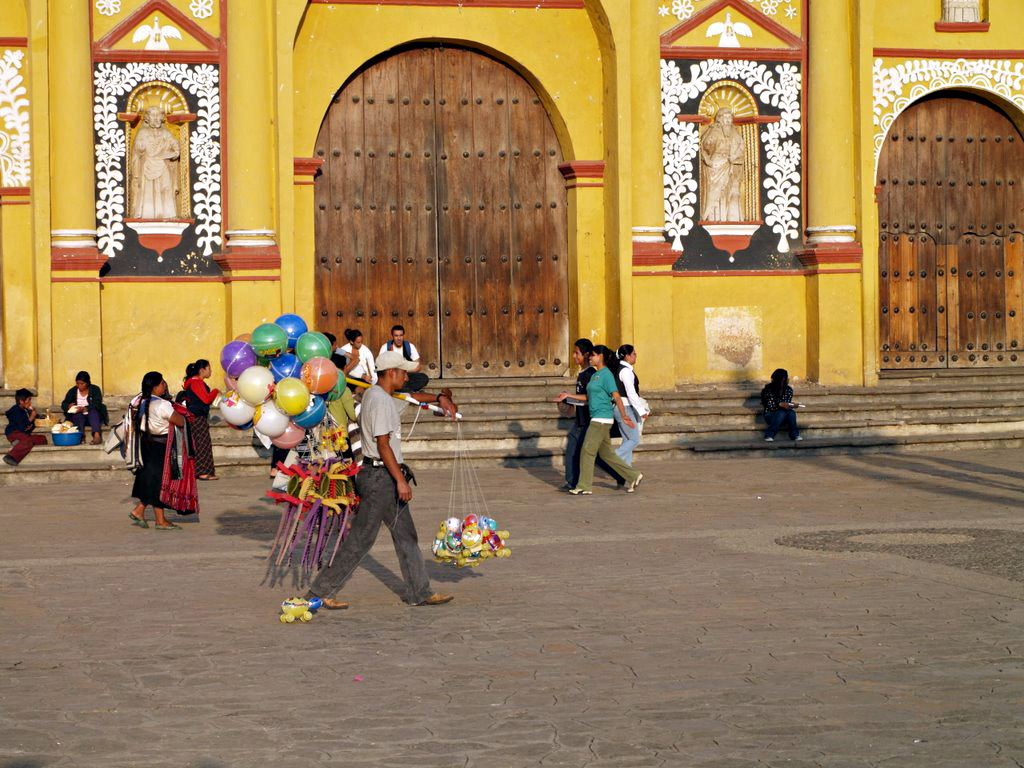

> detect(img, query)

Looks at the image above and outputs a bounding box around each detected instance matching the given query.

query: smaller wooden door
[878,92,1024,368]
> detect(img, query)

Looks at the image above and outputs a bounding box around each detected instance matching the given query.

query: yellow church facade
[0,0,1021,398]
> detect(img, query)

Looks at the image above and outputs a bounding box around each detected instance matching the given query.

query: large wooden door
[878,92,1024,368]
[314,45,569,378]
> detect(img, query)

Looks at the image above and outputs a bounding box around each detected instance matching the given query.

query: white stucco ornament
[661,58,802,253]
[0,49,30,187]
[132,16,183,51]
[872,57,1024,166]
[93,62,222,258]
[190,0,214,19]
[95,0,122,16]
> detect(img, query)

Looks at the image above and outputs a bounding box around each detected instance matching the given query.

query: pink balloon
[271,421,306,450]
[224,373,238,391]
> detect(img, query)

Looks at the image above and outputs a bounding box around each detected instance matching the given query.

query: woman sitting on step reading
[760,368,803,442]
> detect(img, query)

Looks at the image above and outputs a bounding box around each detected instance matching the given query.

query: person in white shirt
[338,328,377,386]
[614,344,650,464]
[128,371,186,530]
[377,324,429,393]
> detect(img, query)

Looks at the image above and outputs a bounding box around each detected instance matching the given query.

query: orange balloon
[301,356,339,395]
[234,332,253,343]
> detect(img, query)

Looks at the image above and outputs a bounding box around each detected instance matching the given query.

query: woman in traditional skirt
[129,371,187,530]
[180,359,219,480]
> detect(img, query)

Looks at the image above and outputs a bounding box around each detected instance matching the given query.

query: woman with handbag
[180,359,219,480]
[129,371,191,530]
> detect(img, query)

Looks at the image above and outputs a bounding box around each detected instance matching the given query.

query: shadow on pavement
[817,452,1024,507]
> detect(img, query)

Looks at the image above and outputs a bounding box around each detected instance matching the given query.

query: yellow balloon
[275,377,311,416]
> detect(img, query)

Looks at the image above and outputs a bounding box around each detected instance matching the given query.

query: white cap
[375,350,418,372]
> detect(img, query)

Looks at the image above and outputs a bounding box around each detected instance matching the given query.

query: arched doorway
[313,45,569,378]
[877,91,1024,368]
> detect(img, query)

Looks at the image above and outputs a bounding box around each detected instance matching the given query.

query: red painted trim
[557,161,605,180]
[0,200,29,205]
[632,241,677,267]
[660,0,804,50]
[213,248,282,272]
[566,182,603,189]
[294,157,325,177]
[51,250,109,272]
[0,186,30,197]
[95,0,220,53]
[661,47,803,62]
[52,275,281,284]
[94,50,220,64]
[309,0,585,6]
[294,181,315,186]
[873,47,1024,59]
[0,37,28,47]
[796,242,863,268]
[934,21,990,33]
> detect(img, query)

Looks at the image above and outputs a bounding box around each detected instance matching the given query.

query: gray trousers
[306,465,432,605]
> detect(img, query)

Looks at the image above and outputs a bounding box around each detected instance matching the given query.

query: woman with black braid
[129,371,186,530]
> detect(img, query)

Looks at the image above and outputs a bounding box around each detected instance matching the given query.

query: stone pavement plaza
[3,449,1024,768]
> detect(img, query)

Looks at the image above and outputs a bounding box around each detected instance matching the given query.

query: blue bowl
[52,431,83,447]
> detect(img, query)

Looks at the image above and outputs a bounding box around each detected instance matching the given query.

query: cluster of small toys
[279,596,323,623]
[432,514,511,568]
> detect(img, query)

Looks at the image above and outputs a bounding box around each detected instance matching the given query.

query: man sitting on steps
[378,324,429,393]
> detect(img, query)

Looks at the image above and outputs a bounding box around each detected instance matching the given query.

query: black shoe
[2,455,17,467]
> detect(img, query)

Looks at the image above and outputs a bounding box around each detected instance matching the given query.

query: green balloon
[251,323,288,358]
[295,331,333,363]
[325,375,347,401]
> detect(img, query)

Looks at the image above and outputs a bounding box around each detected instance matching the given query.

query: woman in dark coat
[60,370,108,444]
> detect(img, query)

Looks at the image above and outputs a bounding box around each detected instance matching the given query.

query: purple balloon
[221,341,257,377]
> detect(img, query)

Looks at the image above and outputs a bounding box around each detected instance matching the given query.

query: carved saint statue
[942,0,981,22]
[700,107,745,222]
[130,107,180,219]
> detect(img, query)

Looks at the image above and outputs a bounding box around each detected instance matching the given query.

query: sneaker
[569,488,592,495]
[764,437,774,442]
[626,473,644,493]
[2,455,17,467]
[794,436,804,441]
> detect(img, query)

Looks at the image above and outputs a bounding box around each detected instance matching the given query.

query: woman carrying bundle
[129,371,188,530]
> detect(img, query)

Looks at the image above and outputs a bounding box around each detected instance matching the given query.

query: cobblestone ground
[3,448,1024,767]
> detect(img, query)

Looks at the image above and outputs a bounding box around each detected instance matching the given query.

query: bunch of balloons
[432,514,511,568]
[218,314,345,450]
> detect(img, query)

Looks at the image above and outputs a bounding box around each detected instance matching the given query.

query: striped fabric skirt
[190,414,216,477]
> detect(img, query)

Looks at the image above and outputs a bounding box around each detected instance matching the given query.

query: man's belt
[360,459,417,485]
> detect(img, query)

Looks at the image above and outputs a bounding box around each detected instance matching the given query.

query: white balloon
[254,399,290,438]
[237,365,275,406]
[219,390,255,426]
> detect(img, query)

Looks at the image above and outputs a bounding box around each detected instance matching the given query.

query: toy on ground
[279,596,323,623]
[266,457,359,575]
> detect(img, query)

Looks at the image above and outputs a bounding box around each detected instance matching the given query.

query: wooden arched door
[878,92,1024,368]
[313,45,569,378]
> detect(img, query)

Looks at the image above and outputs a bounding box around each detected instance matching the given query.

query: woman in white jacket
[614,344,650,464]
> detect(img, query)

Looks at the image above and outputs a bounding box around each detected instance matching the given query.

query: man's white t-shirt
[377,341,420,362]
[339,343,378,385]
[360,385,405,463]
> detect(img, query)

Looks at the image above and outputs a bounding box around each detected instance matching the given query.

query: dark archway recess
[878,91,1024,369]
[313,44,569,378]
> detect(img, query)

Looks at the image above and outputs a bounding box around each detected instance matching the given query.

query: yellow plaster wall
[633,274,808,386]
[0,0,27,35]
[99,282,226,394]
[872,0,1018,49]
[1,202,34,389]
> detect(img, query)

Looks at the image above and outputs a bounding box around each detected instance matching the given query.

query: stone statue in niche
[700,107,745,222]
[130,106,181,219]
[942,0,981,22]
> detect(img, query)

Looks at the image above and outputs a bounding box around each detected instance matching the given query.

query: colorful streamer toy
[266,457,359,575]
[432,514,511,568]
